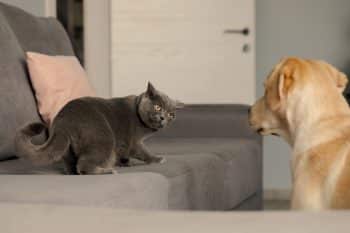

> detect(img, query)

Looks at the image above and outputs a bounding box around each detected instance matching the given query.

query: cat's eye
[154,105,162,112]
[168,112,175,118]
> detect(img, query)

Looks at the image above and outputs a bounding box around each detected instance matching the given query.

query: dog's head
[249,57,348,141]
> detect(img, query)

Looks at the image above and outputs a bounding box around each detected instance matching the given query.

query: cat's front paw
[111,169,118,174]
[149,156,166,164]
[159,157,167,164]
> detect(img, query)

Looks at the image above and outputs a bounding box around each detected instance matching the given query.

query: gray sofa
[0,2,262,210]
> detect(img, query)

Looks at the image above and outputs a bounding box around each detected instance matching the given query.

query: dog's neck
[286,85,350,156]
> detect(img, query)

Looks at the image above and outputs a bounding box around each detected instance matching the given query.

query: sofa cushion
[0,12,42,159]
[146,137,260,156]
[123,138,262,210]
[0,138,261,210]
[0,174,169,209]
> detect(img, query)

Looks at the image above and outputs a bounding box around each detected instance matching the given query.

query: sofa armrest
[154,104,260,141]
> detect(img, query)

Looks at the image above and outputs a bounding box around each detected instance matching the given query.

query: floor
[264,200,289,210]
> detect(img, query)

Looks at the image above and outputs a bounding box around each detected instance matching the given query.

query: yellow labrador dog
[249,57,350,210]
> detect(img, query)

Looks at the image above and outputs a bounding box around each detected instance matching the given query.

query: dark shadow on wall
[57,0,84,65]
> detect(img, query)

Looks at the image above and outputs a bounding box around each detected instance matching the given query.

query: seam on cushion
[0,156,18,162]
[230,191,260,210]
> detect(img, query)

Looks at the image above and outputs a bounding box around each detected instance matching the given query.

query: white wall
[84,0,111,98]
[1,0,46,16]
[110,0,255,104]
[256,0,350,191]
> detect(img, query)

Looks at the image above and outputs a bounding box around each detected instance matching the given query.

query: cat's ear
[175,100,185,109]
[146,82,157,98]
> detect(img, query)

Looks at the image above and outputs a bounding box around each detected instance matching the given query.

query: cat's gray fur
[15,82,183,175]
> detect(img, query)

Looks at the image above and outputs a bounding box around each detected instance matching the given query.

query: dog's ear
[278,69,294,100]
[334,71,348,93]
[320,61,348,92]
[268,67,294,111]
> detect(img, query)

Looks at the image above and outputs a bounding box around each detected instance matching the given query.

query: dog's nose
[160,116,165,121]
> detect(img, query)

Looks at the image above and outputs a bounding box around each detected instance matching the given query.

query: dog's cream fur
[249,57,350,210]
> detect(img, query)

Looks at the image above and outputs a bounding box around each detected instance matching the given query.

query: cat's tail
[15,122,70,165]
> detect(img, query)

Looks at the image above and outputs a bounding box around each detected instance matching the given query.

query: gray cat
[15,82,184,175]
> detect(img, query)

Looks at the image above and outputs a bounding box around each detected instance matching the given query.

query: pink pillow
[26,52,96,125]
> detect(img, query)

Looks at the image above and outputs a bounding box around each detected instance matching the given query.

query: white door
[111,0,255,104]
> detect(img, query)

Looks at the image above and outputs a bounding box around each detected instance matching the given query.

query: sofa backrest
[0,2,74,159]
[153,104,259,139]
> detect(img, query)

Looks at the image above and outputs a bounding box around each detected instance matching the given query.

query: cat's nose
[160,116,165,121]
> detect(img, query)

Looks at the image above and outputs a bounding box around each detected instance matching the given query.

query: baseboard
[263,189,291,201]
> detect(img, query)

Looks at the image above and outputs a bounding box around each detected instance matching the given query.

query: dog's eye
[154,105,162,112]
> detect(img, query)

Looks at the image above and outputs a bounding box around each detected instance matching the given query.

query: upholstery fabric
[0,138,261,210]
[0,174,169,209]
[0,3,74,55]
[153,104,257,139]
[123,138,262,210]
[0,10,40,159]
[0,3,74,159]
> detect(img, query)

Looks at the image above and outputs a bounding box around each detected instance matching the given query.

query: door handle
[223,27,249,36]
